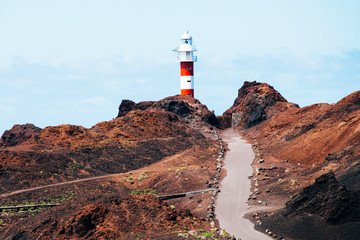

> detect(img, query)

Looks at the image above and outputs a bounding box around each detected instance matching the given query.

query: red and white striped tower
[173,29,197,97]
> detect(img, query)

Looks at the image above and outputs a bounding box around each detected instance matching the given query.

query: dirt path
[0,173,125,198]
[216,129,272,240]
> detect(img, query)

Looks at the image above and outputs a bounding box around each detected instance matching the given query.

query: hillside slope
[246,90,360,166]
[0,95,225,239]
[226,81,360,240]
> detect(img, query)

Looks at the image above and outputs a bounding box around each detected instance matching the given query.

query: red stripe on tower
[180,62,194,76]
[173,29,197,97]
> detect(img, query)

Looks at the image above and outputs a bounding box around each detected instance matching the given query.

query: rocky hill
[246,90,360,166]
[2,81,360,239]
[0,95,225,239]
[223,81,298,128]
[225,81,360,240]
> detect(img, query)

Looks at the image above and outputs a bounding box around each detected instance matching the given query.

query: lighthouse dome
[181,30,192,40]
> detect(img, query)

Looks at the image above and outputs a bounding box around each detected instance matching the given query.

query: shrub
[203,233,214,237]
[130,188,158,197]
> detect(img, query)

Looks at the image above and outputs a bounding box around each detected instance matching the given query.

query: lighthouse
[173,29,197,97]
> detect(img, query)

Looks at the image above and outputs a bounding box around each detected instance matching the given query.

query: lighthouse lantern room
[173,29,197,97]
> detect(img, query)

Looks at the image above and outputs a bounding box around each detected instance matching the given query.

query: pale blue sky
[1,0,360,134]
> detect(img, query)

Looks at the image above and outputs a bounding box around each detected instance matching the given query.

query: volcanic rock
[117,99,154,118]
[116,95,219,127]
[245,90,360,166]
[0,123,41,147]
[224,81,298,128]
[284,172,360,224]
[58,203,109,237]
[257,172,360,240]
[40,195,203,239]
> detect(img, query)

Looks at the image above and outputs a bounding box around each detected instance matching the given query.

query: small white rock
[188,230,197,236]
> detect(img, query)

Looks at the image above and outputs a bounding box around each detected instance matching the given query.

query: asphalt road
[215,129,271,240]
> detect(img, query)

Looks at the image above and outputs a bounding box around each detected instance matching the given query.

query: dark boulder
[117,96,219,127]
[284,172,360,225]
[0,123,42,147]
[154,100,191,118]
[116,99,154,118]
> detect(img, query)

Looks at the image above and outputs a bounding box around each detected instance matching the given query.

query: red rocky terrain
[3,80,360,239]
[223,81,299,128]
[225,81,360,240]
[0,95,228,239]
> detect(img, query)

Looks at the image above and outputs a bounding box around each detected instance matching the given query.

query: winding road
[216,129,271,240]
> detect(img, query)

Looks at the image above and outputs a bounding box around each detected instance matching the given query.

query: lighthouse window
[186,67,192,70]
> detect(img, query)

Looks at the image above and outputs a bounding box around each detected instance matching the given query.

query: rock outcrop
[224,81,298,128]
[117,95,219,127]
[117,100,154,118]
[0,124,41,147]
[257,172,360,240]
[284,172,360,224]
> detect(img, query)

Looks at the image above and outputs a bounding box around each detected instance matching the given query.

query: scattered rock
[188,230,197,236]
